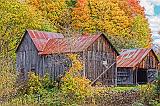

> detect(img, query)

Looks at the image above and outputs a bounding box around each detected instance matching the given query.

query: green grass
[94,84,155,92]
[111,86,137,92]
[111,84,156,92]
[94,85,138,92]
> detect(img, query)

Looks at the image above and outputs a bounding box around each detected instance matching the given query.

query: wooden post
[147,69,148,82]
[136,68,138,85]
[115,63,117,86]
[83,51,85,77]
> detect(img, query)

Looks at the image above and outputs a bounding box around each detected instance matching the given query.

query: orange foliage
[128,0,145,16]
[77,0,87,6]
[71,0,91,32]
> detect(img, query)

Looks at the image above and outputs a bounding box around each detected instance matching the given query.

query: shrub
[155,75,160,100]
[18,71,57,95]
[25,72,42,95]
[41,73,56,90]
[0,58,17,102]
[93,88,140,106]
[61,54,93,105]
[0,69,17,98]
[139,84,155,105]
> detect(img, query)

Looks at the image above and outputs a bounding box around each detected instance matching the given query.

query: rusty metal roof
[16,30,119,55]
[39,35,100,54]
[27,30,64,51]
[117,48,153,68]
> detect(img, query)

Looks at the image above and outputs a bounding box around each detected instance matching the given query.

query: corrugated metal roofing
[27,30,64,51]
[117,48,152,68]
[39,35,100,54]
[16,30,119,55]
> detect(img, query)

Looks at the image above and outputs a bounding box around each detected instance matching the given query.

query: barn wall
[43,54,71,80]
[138,50,159,69]
[84,36,117,85]
[40,35,117,85]
[117,68,158,85]
[16,33,43,78]
[147,69,157,82]
[117,68,133,85]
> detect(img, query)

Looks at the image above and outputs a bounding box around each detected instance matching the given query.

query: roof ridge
[26,29,63,34]
[39,34,101,55]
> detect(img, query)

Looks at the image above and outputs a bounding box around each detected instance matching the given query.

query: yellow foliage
[61,54,93,104]
[139,84,155,103]
[0,58,17,98]
[67,54,83,73]
[26,72,42,94]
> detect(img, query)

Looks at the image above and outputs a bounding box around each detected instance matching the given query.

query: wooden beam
[83,51,86,77]
[115,64,117,86]
[91,62,116,85]
[136,68,138,85]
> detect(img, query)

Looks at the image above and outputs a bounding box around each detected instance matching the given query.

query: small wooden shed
[16,30,119,85]
[117,48,159,85]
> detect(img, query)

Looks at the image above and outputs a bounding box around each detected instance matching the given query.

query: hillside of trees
[0,0,151,59]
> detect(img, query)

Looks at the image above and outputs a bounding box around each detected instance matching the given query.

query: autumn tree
[71,0,93,33]
[88,0,133,49]
[26,0,71,34]
[128,0,145,16]
[71,0,151,50]
[18,0,152,51]
[127,0,151,48]
[131,15,151,48]
[0,0,54,58]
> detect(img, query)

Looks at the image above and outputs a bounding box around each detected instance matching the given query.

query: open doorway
[137,69,147,84]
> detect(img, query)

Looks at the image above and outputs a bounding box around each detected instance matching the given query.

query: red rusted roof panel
[117,48,151,67]
[39,35,100,55]
[27,30,64,51]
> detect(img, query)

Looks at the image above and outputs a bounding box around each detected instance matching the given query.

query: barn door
[91,61,116,85]
[147,69,157,82]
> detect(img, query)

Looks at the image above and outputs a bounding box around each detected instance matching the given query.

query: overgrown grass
[111,86,137,92]
[1,54,159,106]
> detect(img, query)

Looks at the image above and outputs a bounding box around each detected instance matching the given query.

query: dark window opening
[137,69,147,84]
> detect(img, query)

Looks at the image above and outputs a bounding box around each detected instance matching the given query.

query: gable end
[16,30,38,52]
[101,33,119,55]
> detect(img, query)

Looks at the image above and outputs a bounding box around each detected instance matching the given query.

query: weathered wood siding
[40,35,117,85]
[117,50,159,85]
[41,35,117,85]
[137,50,158,69]
[16,33,42,78]
[117,68,133,85]
[43,54,71,80]
[83,36,117,85]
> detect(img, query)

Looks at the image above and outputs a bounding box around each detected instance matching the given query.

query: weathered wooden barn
[16,30,119,85]
[117,48,159,85]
